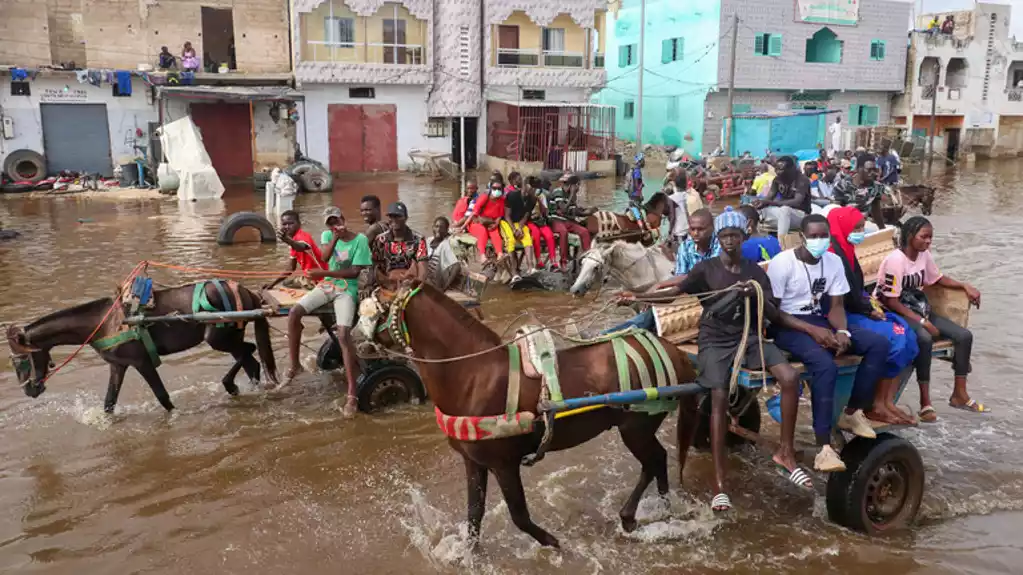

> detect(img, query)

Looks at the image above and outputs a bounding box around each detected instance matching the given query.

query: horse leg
[206,327,259,394]
[463,456,489,553]
[134,359,175,411]
[617,413,669,532]
[676,395,699,486]
[103,363,129,413]
[492,465,559,548]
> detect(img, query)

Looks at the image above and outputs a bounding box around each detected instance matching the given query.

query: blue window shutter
[754,34,765,55]
[661,39,673,63]
[864,106,879,126]
[768,35,783,56]
[324,17,334,43]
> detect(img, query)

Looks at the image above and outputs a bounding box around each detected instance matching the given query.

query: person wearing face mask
[828,206,919,425]
[766,214,890,472]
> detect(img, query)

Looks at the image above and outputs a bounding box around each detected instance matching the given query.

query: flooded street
[1,161,1023,574]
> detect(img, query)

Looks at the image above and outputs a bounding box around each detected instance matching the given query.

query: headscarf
[714,206,748,235]
[827,205,864,266]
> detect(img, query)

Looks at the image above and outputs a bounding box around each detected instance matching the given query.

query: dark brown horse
[7,282,277,413]
[357,282,699,549]
[585,193,668,245]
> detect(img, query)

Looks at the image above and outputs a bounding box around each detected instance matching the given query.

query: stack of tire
[253,158,332,194]
[2,150,46,194]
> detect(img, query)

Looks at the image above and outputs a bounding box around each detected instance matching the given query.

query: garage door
[328,104,397,173]
[190,103,253,179]
[40,103,112,176]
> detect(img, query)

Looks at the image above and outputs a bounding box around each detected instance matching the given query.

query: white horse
[568,241,675,296]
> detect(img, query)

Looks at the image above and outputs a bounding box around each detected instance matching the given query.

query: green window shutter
[878,41,886,60]
[675,37,683,61]
[661,39,673,64]
[732,104,751,113]
[618,45,628,67]
[864,106,879,126]
[768,35,783,56]
[869,41,878,60]
[849,105,861,126]
[754,34,765,55]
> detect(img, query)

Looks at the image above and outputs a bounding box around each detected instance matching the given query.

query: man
[623,208,810,511]
[265,210,326,290]
[360,195,387,245]
[737,205,780,263]
[828,116,843,158]
[665,171,692,247]
[815,165,839,206]
[766,214,889,472]
[373,201,428,286]
[750,162,775,199]
[753,155,811,236]
[628,153,645,203]
[427,216,462,291]
[501,172,536,276]
[876,143,901,187]
[283,207,371,417]
[832,153,886,230]
[549,174,593,267]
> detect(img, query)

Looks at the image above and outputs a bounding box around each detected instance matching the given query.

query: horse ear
[6,325,37,354]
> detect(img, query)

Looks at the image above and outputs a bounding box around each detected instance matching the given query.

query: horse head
[569,243,616,296]
[355,282,421,352]
[6,325,52,398]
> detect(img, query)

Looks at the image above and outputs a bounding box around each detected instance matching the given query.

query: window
[423,118,448,137]
[383,18,409,64]
[1013,69,1023,87]
[849,104,879,126]
[661,37,683,63]
[870,40,887,61]
[754,33,782,56]
[325,17,355,46]
[542,28,565,52]
[805,28,842,64]
[522,89,545,101]
[624,100,635,119]
[666,96,679,121]
[349,87,375,99]
[618,44,636,67]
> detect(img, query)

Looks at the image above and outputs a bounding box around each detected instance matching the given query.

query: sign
[40,87,88,103]
[796,0,859,27]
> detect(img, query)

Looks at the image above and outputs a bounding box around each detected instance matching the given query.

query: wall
[427,0,482,117]
[47,0,87,68]
[0,76,157,169]
[162,98,296,169]
[0,0,52,65]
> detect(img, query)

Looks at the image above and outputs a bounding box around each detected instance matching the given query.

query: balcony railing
[497,48,539,67]
[1009,88,1023,102]
[305,41,425,65]
[496,48,588,68]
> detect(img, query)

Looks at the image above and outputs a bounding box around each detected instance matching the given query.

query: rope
[142,261,349,292]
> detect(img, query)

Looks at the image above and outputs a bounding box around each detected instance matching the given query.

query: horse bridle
[366,284,422,354]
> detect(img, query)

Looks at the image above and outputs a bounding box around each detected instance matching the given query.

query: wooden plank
[925,284,971,329]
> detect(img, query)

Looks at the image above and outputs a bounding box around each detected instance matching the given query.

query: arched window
[805,28,842,64]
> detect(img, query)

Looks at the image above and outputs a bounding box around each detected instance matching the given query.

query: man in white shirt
[666,171,703,246]
[827,116,843,158]
[766,214,890,472]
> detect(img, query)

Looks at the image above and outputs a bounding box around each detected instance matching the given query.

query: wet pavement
[1,161,1022,574]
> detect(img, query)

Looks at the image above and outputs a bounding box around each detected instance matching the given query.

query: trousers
[550,220,591,263]
[466,222,503,256]
[525,222,556,265]
[910,313,973,381]
[760,206,806,236]
[602,308,656,335]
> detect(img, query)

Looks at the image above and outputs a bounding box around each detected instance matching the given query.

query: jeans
[910,313,973,381]
[760,206,807,236]
[602,309,655,335]
[772,314,889,441]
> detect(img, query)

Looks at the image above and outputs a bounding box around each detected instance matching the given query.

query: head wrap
[826,206,864,265]
[714,206,748,235]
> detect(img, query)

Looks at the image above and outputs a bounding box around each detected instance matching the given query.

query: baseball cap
[386,201,408,218]
[323,206,342,224]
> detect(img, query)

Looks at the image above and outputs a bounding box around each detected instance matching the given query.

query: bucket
[157,163,179,192]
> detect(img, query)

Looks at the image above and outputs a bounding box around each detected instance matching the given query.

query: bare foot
[273,366,303,391]
[341,397,358,418]
[865,409,903,425]
[886,402,913,420]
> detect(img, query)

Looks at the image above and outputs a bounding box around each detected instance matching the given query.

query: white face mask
[490,189,502,198]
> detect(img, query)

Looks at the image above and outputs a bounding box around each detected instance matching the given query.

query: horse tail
[253,317,278,386]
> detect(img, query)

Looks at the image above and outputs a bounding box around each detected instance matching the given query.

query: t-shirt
[373,228,428,272]
[875,249,942,298]
[767,248,850,316]
[741,236,781,263]
[290,228,326,271]
[475,192,506,220]
[319,231,371,298]
[768,173,812,214]
[673,257,777,345]
[365,221,387,245]
[504,190,538,223]
[751,172,775,197]
[452,196,477,222]
[667,190,690,236]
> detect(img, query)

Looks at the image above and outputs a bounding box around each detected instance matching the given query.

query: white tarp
[158,116,225,200]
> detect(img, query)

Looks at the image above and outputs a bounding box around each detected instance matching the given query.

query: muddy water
[1,162,1022,574]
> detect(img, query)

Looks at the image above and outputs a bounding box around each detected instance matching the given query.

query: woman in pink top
[875,216,984,420]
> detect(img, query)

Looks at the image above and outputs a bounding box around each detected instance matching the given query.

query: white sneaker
[814,445,847,472]
[838,409,878,439]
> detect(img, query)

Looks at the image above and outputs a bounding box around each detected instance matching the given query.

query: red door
[190,103,253,179]
[328,103,397,173]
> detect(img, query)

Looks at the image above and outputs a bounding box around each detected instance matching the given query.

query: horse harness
[593,209,659,244]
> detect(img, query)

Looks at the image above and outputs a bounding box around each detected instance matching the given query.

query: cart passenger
[458,179,506,263]
[265,210,326,290]
[283,207,372,417]
[875,216,984,419]
[766,214,888,473]
[360,195,387,245]
[427,216,462,291]
[736,205,781,263]
[548,174,594,267]
[373,201,428,287]
[500,172,535,278]
[618,207,809,512]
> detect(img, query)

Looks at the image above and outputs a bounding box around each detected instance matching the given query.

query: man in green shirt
[284,207,372,416]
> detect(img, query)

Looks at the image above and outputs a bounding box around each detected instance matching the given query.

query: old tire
[252,171,271,192]
[692,387,761,450]
[217,211,276,245]
[289,161,332,193]
[3,149,46,183]
[316,337,343,372]
[356,364,426,413]
[825,433,924,534]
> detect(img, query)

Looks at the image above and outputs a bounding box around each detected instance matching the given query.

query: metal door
[328,104,366,173]
[40,103,112,176]
[328,104,397,173]
[190,102,253,179]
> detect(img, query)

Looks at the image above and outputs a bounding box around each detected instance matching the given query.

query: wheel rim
[14,160,38,179]
[368,376,411,409]
[864,460,912,530]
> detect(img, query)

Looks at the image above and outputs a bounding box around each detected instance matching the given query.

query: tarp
[158,116,225,200]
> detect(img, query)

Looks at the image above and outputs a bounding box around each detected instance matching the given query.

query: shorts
[696,338,787,390]
[295,285,357,327]
[498,220,533,252]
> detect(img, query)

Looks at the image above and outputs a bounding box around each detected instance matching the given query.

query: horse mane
[414,282,502,345]
[25,297,113,331]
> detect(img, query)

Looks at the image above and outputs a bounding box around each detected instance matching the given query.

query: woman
[181,42,200,72]
[456,179,505,263]
[523,176,558,271]
[875,216,984,420]
[828,206,918,425]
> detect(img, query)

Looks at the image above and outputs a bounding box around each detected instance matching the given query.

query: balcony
[486,10,606,90]
[303,42,425,65]
[495,48,587,68]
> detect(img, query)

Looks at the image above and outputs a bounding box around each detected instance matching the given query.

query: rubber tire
[356,364,426,413]
[3,149,46,183]
[316,337,343,372]
[289,161,332,193]
[252,171,271,192]
[692,387,762,450]
[216,211,276,245]
[1,183,35,194]
[825,432,925,534]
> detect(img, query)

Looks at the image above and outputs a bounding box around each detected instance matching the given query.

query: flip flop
[918,405,938,422]
[775,464,814,491]
[949,399,989,413]
[711,493,732,513]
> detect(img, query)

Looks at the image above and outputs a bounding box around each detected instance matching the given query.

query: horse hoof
[521,453,544,467]
[223,382,240,395]
[620,516,638,533]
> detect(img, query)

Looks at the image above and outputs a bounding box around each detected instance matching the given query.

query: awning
[733,108,840,119]
[157,85,303,101]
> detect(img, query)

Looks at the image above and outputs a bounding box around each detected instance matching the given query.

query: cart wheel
[316,338,343,372]
[825,432,924,534]
[356,364,426,413]
[692,387,761,450]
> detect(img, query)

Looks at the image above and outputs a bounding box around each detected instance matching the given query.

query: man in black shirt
[502,172,537,275]
[620,207,809,512]
[753,155,811,236]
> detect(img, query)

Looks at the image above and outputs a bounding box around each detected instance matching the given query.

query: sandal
[775,464,814,491]
[918,405,938,423]
[949,398,990,413]
[711,493,732,513]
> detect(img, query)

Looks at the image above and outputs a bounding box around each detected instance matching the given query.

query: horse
[356,281,699,549]
[569,240,675,297]
[6,281,278,413]
[584,192,668,245]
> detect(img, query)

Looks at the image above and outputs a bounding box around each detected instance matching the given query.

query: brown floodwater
[1,161,1022,574]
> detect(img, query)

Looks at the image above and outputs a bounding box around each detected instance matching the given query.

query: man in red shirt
[265,210,326,289]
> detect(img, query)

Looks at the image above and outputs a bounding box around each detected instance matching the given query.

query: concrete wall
[46,0,88,68]
[0,76,157,170]
[162,98,296,169]
[0,0,52,66]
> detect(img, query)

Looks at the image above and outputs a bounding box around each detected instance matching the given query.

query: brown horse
[357,281,699,549]
[7,281,278,413]
[585,193,668,245]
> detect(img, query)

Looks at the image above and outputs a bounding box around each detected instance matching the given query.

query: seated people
[875,216,984,419]
[373,202,428,287]
[753,155,811,236]
[360,194,388,245]
[265,210,327,290]
[832,153,886,230]
[427,216,462,291]
[736,205,781,263]
[500,172,536,277]
[518,176,559,271]
[283,207,372,417]
[457,179,506,263]
[828,207,919,425]
[158,46,177,70]
[621,207,808,511]
[815,165,839,206]
[767,214,889,472]
[549,174,594,267]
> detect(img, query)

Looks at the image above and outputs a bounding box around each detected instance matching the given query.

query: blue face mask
[805,237,831,258]
[847,232,866,245]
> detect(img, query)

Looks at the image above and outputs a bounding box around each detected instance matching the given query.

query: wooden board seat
[263,286,481,316]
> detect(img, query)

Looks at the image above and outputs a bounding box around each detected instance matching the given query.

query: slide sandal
[918,405,938,423]
[950,399,989,413]
[775,464,814,491]
[711,493,732,513]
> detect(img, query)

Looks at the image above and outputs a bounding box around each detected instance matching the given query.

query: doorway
[451,117,479,170]
[40,103,112,176]
[382,17,407,64]
[945,127,961,159]
[497,25,519,65]
[190,102,253,179]
[201,7,235,71]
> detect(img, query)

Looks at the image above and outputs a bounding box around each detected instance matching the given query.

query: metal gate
[40,103,112,176]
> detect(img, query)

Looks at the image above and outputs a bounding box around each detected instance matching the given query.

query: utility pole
[724,13,739,156]
[926,64,938,178]
[636,0,646,149]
